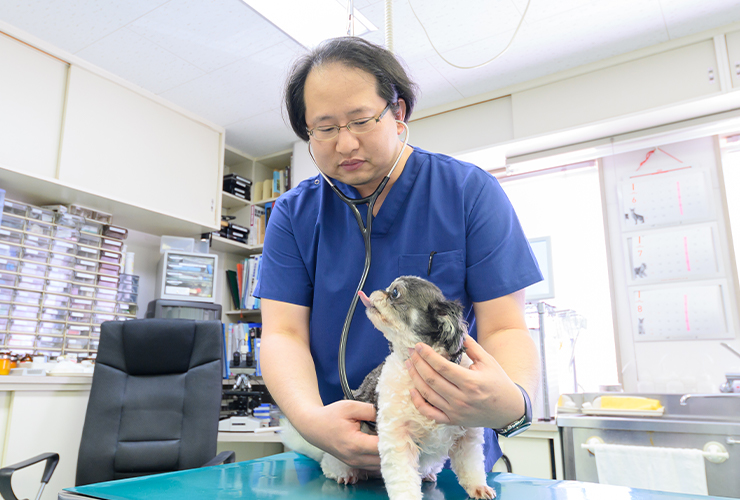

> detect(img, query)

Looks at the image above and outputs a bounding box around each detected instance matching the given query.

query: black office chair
[0,319,234,500]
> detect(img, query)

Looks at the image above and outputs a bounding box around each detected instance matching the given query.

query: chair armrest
[0,452,59,500]
[201,451,236,468]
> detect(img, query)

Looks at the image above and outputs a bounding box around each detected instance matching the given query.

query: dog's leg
[449,427,496,499]
[378,426,423,500]
[320,454,368,485]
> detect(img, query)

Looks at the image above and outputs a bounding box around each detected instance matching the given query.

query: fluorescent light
[243,0,378,49]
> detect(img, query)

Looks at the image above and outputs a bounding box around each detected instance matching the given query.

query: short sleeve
[465,174,542,302]
[253,198,313,307]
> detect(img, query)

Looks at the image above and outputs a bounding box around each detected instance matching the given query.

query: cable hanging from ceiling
[407,0,531,69]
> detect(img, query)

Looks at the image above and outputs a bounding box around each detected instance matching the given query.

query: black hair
[284,37,419,142]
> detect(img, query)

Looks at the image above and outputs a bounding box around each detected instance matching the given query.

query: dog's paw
[422,472,438,482]
[465,484,496,499]
[333,469,367,485]
[320,454,367,485]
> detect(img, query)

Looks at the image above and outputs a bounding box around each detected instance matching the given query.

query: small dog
[281,276,495,500]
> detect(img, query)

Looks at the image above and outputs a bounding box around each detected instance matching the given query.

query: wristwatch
[495,384,532,438]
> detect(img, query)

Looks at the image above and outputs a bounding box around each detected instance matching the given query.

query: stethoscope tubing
[308,120,410,401]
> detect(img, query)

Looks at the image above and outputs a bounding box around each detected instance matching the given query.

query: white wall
[498,167,619,391]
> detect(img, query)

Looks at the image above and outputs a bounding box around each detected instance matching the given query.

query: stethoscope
[308,119,410,403]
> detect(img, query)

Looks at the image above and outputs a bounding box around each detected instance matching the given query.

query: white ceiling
[2,0,740,158]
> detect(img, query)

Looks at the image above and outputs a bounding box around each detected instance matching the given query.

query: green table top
[65,452,730,500]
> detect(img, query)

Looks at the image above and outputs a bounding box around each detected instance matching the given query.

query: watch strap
[495,383,532,438]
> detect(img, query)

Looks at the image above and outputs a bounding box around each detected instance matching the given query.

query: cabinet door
[58,66,222,228]
[495,435,556,480]
[0,33,68,178]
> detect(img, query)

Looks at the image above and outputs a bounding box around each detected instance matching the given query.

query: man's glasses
[307,104,391,141]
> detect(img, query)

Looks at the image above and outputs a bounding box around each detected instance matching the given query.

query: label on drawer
[165,286,190,296]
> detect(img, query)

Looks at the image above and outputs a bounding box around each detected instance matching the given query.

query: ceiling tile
[660,0,740,39]
[128,0,287,73]
[226,108,296,157]
[509,0,592,24]
[160,41,304,126]
[404,58,465,111]
[0,0,170,54]
[76,27,206,94]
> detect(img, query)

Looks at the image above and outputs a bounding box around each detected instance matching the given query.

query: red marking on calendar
[684,294,690,331]
[629,166,692,179]
[677,181,683,215]
[684,236,690,271]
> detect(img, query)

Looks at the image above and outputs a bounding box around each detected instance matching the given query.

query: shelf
[224,309,261,317]
[221,192,251,210]
[209,235,262,256]
[252,196,279,207]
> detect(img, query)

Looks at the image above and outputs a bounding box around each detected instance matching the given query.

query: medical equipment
[308,119,410,402]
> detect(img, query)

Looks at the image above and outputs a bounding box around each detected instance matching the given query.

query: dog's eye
[390,287,399,299]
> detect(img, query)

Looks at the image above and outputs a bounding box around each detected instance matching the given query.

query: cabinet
[492,424,564,480]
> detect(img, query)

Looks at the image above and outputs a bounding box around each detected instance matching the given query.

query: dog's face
[359,276,466,360]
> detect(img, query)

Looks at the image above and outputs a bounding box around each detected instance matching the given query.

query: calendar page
[620,170,712,231]
[631,283,731,341]
[626,225,720,283]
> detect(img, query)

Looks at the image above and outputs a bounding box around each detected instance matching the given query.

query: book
[225,270,240,310]
[265,202,273,228]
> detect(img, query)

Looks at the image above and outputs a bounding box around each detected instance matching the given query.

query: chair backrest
[76,319,223,486]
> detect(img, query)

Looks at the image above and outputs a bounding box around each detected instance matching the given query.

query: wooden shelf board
[210,235,261,255]
[224,309,261,316]
[221,192,251,209]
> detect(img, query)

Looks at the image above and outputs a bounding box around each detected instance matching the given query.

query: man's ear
[394,98,407,122]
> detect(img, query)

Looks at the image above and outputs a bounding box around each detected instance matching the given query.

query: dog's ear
[429,300,466,349]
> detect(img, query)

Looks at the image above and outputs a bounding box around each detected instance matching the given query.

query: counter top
[62,452,731,499]
[0,374,92,391]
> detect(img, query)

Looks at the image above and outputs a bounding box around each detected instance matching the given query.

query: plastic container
[0,288,13,302]
[27,207,55,223]
[47,267,74,281]
[0,244,20,258]
[70,297,93,311]
[0,303,10,316]
[74,258,98,272]
[95,287,117,301]
[8,320,37,334]
[25,221,53,237]
[98,263,121,277]
[41,308,67,322]
[97,275,119,289]
[68,311,92,324]
[116,302,137,316]
[91,325,101,337]
[92,313,115,324]
[80,220,104,236]
[0,257,19,273]
[65,324,91,337]
[18,262,46,278]
[0,272,17,288]
[49,252,75,268]
[103,225,128,240]
[53,227,80,243]
[23,234,52,250]
[38,322,65,335]
[119,274,139,286]
[21,248,50,264]
[118,281,139,294]
[0,319,7,332]
[37,336,63,349]
[75,245,100,260]
[66,337,89,350]
[0,215,25,231]
[0,229,23,245]
[93,300,116,313]
[3,201,28,217]
[101,237,124,252]
[116,292,138,303]
[160,236,194,254]
[70,285,96,298]
[45,280,72,295]
[43,294,69,308]
[10,305,39,319]
[13,290,42,306]
[18,275,45,291]
[100,251,122,264]
[54,212,84,229]
[72,271,96,285]
[78,232,102,247]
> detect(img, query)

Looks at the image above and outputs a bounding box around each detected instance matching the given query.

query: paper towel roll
[592,442,708,495]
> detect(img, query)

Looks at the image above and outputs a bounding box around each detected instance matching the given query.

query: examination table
[59,452,730,499]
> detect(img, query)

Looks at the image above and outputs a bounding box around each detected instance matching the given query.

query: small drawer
[93,300,116,313]
[54,212,84,229]
[3,201,28,217]
[116,292,138,303]
[49,252,75,268]
[68,310,92,323]
[21,248,50,264]
[0,244,21,258]
[118,282,139,294]
[72,271,96,285]
[25,221,53,237]
[0,214,25,231]
[103,225,128,240]
[65,324,92,336]
[119,274,140,286]
[18,261,47,278]
[18,275,45,291]
[116,315,134,322]
[75,245,100,260]
[80,221,104,237]
[47,267,74,281]
[43,294,69,308]
[95,287,117,301]
[8,319,37,334]
[0,288,13,302]
[38,322,65,335]
[13,290,42,306]
[23,234,52,250]
[101,237,124,252]
[97,275,119,289]
[78,233,102,248]
[0,303,10,316]
[68,204,94,219]
[27,207,55,223]
[0,271,18,287]
[74,258,98,272]
[36,335,64,349]
[8,333,36,348]
[10,304,40,319]
[0,257,19,273]
[116,302,138,316]
[0,318,8,331]
[50,240,77,256]
[41,308,68,322]
[70,297,94,311]
[93,313,115,324]
[100,251,122,264]
[91,325,101,337]
[66,337,89,350]
[0,228,23,245]
[45,280,72,295]
[98,263,121,277]
[90,339,99,350]
[70,285,96,298]
[53,227,80,243]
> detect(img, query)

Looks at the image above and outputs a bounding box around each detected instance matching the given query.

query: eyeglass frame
[306,103,393,141]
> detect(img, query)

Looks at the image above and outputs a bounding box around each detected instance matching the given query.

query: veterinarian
[256,36,543,474]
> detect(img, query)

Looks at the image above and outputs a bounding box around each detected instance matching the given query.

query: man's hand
[301,400,381,471]
[406,334,525,429]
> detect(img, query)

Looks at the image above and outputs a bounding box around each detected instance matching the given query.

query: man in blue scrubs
[256,37,542,474]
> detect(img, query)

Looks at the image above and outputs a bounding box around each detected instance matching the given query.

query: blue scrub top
[255,147,542,470]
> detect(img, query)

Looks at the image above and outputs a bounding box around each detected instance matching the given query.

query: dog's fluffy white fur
[281,276,495,500]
